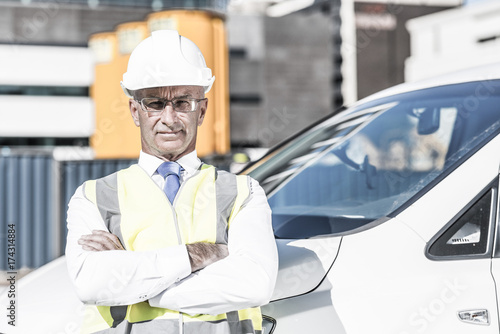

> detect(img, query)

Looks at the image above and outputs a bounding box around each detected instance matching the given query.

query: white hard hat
[121,30,215,97]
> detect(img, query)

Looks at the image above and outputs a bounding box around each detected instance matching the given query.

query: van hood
[271,237,342,301]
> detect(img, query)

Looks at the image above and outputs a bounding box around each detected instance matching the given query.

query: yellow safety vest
[80,164,262,334]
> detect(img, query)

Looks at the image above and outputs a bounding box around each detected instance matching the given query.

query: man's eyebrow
[141,89,160,98]
[174,94,193,98]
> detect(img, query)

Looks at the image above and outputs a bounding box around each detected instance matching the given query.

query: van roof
[352,62,500,107]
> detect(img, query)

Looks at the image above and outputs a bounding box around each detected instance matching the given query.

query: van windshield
[244,80,500,238]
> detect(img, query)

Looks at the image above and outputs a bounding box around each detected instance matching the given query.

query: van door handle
[457,309,489,325]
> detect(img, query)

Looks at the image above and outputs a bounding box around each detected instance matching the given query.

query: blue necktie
[157,161,182,204]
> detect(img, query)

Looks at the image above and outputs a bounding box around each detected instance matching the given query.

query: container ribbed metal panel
[59,159,136,252]
[0,155,53,270]
[0,155,136,271]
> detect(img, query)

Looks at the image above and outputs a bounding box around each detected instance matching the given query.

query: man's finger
[78,235,116,251]
[78,238,109,251]
[91,230,124,250]
[78,230,124,251]
[80,242,101,252]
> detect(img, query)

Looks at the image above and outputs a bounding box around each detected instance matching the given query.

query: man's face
[129,85,207,161]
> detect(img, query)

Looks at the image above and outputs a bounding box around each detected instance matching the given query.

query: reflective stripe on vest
[80,164,262,334]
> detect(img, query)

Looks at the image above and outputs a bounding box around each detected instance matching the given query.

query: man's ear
[197,98,208,126]
[129,99,140,127]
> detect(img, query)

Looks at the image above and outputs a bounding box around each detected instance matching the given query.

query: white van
[3,62,500,334]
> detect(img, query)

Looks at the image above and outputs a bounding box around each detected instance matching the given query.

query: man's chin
[153,142,185,156]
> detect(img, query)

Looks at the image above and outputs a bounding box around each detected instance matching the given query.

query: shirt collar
[139,150,202,177]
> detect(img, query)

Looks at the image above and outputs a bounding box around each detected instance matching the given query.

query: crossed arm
[66,181,278,315]
[78,230,229,273]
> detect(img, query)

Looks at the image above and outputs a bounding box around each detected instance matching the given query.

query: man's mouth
[157,129,181,136]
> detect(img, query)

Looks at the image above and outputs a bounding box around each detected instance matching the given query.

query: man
[66,30,278,334]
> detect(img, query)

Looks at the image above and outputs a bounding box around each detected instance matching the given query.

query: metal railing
[0,0,230,11]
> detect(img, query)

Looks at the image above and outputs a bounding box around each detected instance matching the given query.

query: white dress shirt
[65,150,278,316]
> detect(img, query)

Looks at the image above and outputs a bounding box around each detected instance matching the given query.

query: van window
[428,188,494,258]
[246,80,500,238]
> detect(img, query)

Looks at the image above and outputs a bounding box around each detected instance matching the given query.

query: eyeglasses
[136,97,207,113]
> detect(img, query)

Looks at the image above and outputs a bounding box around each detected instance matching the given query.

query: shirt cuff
[136,245,191,303]
[158,244,191,284]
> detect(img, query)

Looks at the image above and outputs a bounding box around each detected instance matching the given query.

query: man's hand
[186,243,228,272]
[78,230,125,251]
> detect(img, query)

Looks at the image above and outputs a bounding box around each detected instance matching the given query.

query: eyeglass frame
[134,97,207,114]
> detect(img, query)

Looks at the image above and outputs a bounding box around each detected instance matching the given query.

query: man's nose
[160,104,177,125]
